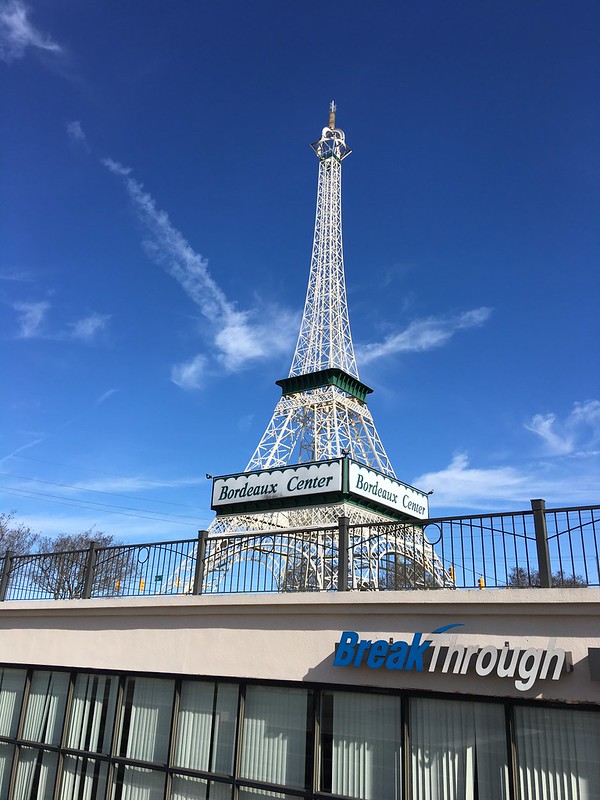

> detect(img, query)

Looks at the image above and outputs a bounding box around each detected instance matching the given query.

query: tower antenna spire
[328,100,336,129]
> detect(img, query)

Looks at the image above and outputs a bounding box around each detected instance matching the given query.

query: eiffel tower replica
[208,104,432,543]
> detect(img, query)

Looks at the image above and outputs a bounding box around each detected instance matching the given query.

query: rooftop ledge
[0,587,599,619]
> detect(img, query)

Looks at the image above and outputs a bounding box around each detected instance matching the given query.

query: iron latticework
[245,103,393,477]
[206,105,443,588]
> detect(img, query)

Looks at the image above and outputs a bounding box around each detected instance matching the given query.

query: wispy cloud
[12,301,109,343]
[415,401,600,512]
[94,389,118,406]
[66,120,90,152]
[413,450,599,512]
[415,453,528,509]
[0,435,47,466]
[357,307,492,364]
[0,267,34,282]
[103,158,130,177]
[11,511,211,544]
[71,475,203,494]
[13,300,50,338]
[103,158,297,383]
[0,0,61,63]
[1,391,119,466]
[67,313,110,343]
[171,355,208,391]
[525,400,600,456]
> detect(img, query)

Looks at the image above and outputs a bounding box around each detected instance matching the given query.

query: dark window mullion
[311,688,321,798]
[113,762,125,800]
[52,670,75,800]
[106,674,127,800]
[89,758,103,800]
[165,677,181,800]
[505,703,518,800]
[97,675,112,754]
[118,679,136,758]
[83,675,98,751]
[401,695,409,800]
[7,669,33,800]
[207,682,219,775]
[232,683,246,800]
[318,691,333,794]
[304,688,315,793]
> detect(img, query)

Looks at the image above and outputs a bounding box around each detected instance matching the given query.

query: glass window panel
[22,670,70,745]
[211,683,237,774]
[320,690,402,800]
[118,677,174,764]
[14,746,58,800]
[0,667,26,736]
[0,742,15,799]
[112,764,165,800]
[240,685,309,789]
[59,755,108,800]
[66,673,118,754]
[410,697,509,800]
[170,774,231,800]
[174,681,237,774]
[515,705,600,800]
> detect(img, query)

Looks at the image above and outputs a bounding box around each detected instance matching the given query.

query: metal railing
[0,500,598,601]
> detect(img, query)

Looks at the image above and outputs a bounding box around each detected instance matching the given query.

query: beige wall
[0,588,599,704]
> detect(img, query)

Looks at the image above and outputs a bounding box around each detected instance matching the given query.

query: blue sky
[1,0,598,543]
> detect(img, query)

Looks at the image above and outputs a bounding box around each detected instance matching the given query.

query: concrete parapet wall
[0,588,599,704]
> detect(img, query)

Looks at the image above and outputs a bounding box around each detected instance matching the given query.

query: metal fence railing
[201,527,339,594]
[0,500,598,601]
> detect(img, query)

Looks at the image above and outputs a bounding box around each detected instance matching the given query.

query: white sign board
[212,460,343,510]
[348,462,429,520]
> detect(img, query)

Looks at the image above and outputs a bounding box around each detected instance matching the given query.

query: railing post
[0,551,14,601]
[193,530,208,595]
[82,541,98,599]
[338,516,349,592]
[531,499,552,588]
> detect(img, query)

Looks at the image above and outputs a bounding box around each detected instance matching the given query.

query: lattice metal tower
[210,104,400,535]
[249,104,393,474]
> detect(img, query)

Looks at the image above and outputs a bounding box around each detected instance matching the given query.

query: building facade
[0,587,598,799]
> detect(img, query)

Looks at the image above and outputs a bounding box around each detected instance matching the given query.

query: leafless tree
[0,511,38,555]
[507,566,587,588]
[30,531,134,599]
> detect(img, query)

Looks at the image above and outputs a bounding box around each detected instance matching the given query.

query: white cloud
[414,453,528,509]
[11,511,208,544]
[94,389,118,406]
[0,435,46,466]
[13,300,50,338]
[66,120,89,152]
[525,414,573,456]
[171,355,208,390]
[103,158,296,380]
[72,475,203,494]
[525,400,600,456]
[0,0,61,62]
[12,302,109,343]
[67,313,110,343]
[0,267,33,282]
[214,305,297,371]
[103,158,131,177]
[357,307,492,364]
[414,401,600,513]
[413,451,599,513]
